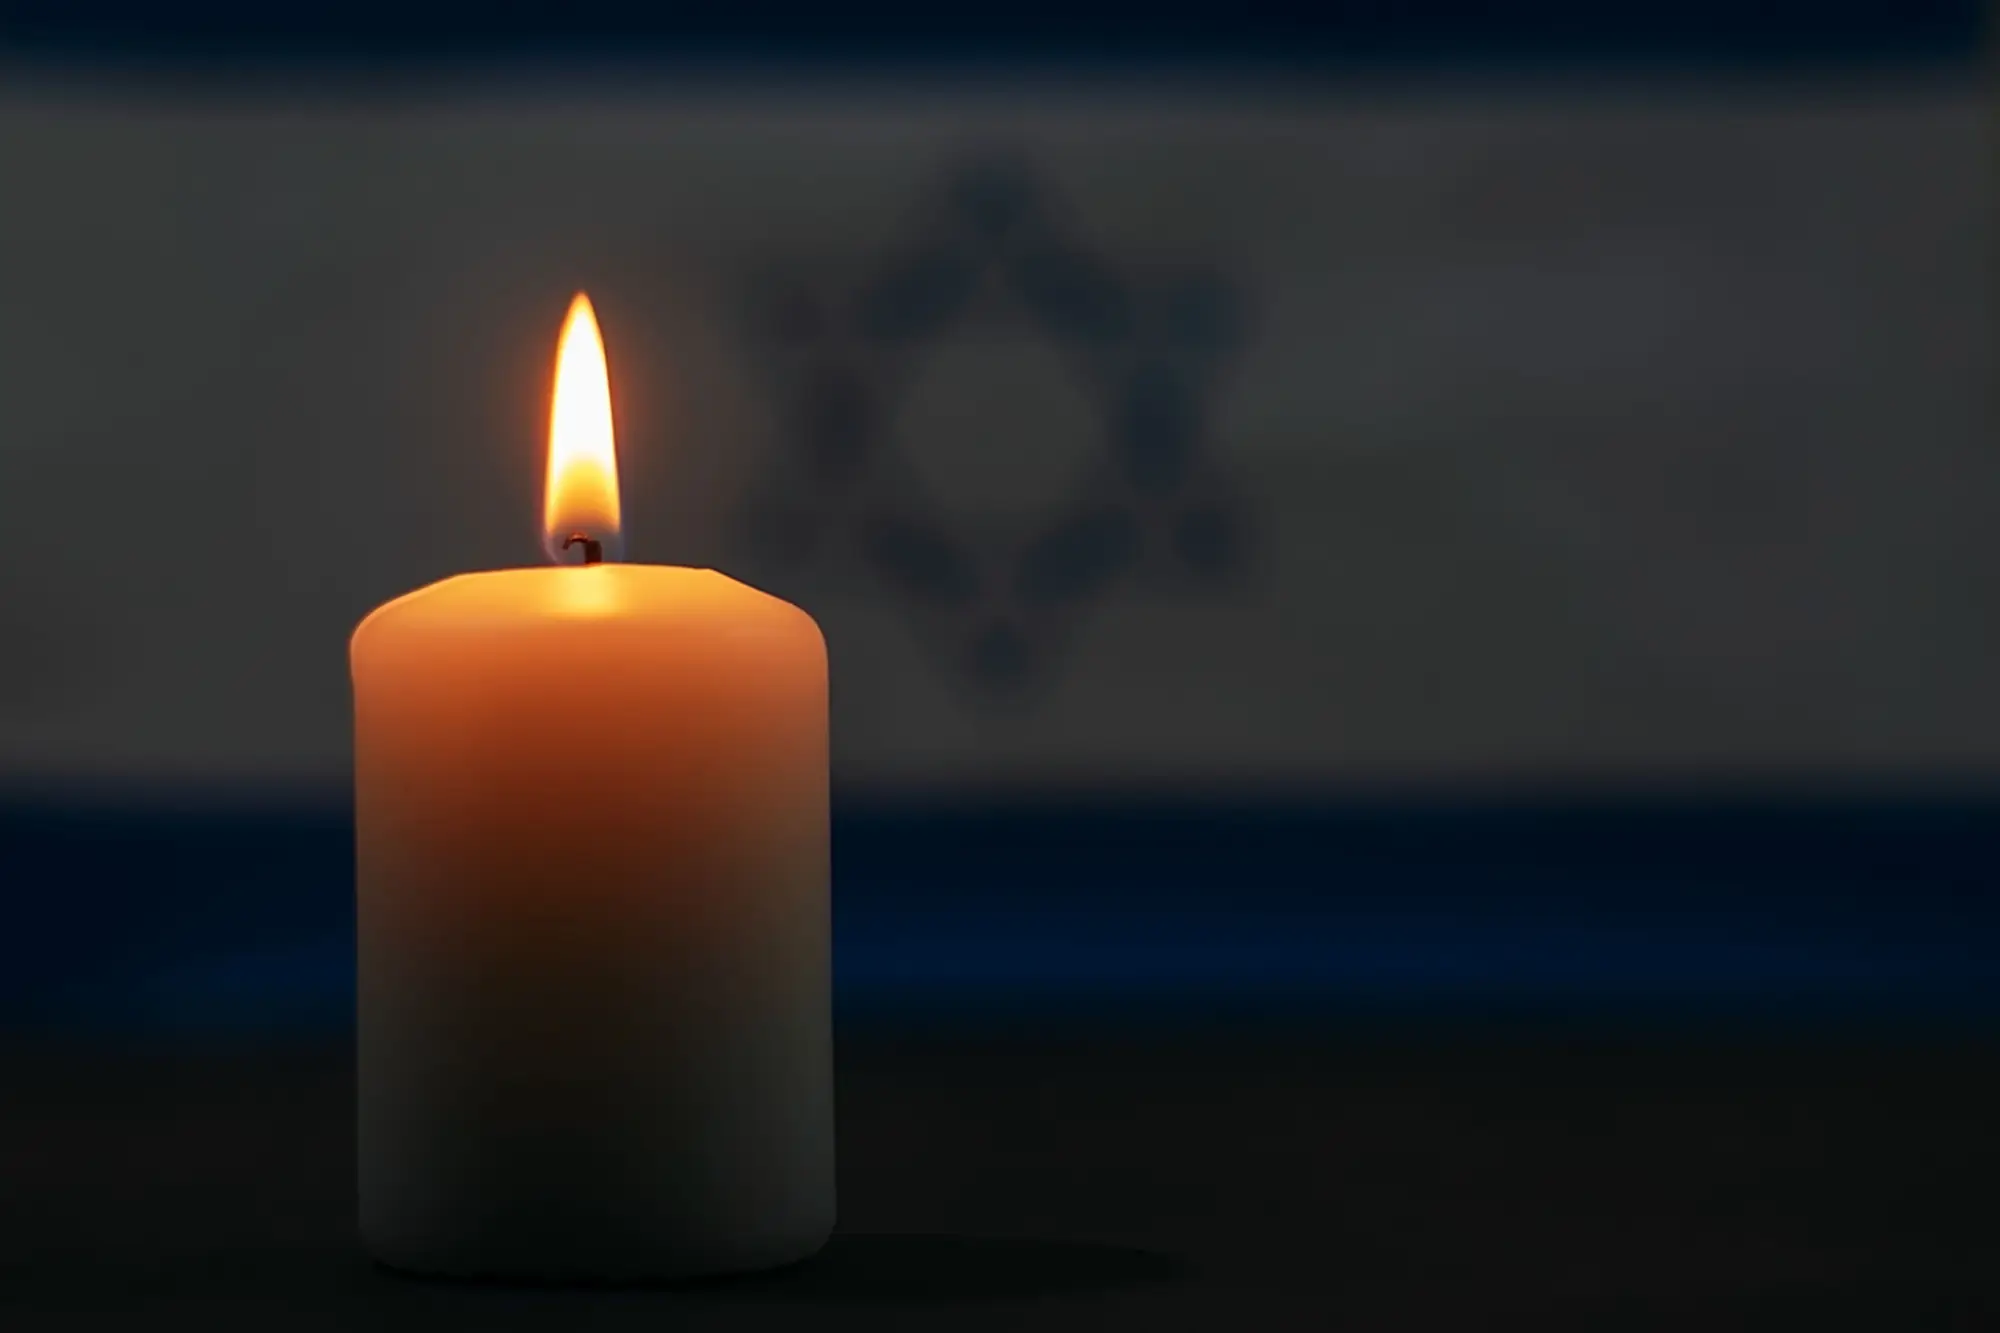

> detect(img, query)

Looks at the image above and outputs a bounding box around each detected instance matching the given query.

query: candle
[351,294,833,1282]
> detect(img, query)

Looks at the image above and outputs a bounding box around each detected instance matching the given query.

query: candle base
[358,1069,837,1288]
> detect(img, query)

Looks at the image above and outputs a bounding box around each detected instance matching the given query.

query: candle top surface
[353,565,816,651]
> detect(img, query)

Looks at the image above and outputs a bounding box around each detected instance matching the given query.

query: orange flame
[543,293,621,563]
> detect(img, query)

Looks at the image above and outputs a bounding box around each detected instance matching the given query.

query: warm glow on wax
[543,292,622,563]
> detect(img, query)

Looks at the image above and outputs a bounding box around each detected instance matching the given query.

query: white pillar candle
[350,294,833,1282]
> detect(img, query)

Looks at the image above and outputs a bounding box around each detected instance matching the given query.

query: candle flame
[543,292,623,564]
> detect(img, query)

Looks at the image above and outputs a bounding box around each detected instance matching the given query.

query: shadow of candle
[682,1233,1192,1305]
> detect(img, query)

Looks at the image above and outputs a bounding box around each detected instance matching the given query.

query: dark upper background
[0,1,1981,64]
[0,1,1993,1035]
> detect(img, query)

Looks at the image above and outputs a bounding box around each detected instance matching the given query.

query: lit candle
[351,294,833,1282]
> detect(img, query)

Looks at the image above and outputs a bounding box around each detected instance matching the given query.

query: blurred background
[0,1,1992,1036]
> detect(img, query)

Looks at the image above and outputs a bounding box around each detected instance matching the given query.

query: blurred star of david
[741,151,1253,700]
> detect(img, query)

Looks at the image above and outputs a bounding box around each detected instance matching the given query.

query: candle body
[351,566,831,1282]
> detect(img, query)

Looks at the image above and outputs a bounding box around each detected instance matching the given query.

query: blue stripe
[4,791,1998,1036]
[0,0,1982,69]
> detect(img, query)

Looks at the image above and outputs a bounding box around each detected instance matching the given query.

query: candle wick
[563,534,604,566]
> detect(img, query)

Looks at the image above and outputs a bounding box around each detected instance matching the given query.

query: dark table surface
[2,1024,1996,1329]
